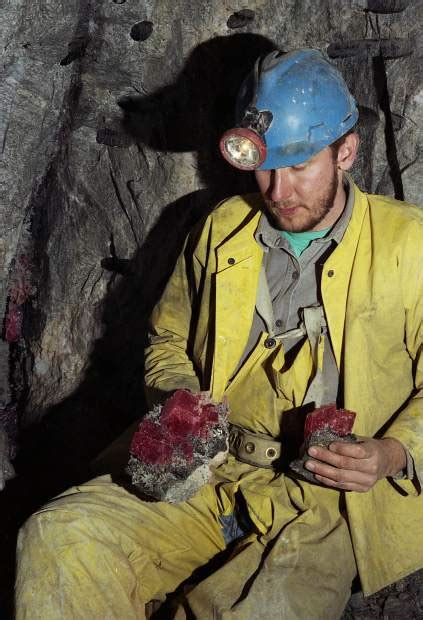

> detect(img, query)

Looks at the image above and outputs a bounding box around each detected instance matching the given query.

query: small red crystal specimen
[304,404,356,440]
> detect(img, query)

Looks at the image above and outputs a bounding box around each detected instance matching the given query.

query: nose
[269,168,294,202]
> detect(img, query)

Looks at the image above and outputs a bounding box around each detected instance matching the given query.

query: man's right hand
[305,436,407,493]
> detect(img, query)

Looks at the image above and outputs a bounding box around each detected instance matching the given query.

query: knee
[17,509,63,560]
[18,498,100,559]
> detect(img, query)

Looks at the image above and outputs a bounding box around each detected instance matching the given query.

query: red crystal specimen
[161,390,219,440]
[161,390,201,418]
[130,419,174,465]
[304,404,356,440]
[162,407,203,439]
[130,390,223,467]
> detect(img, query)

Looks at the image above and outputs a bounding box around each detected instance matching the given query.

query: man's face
[255,146,342,232]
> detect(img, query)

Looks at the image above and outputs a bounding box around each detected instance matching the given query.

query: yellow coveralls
[16,181,423,619]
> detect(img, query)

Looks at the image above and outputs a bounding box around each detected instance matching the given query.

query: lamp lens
[224,135,261,168]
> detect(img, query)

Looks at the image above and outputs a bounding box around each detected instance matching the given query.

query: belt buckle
[228,425,280,469]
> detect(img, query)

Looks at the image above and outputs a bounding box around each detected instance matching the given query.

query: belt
[228,424,282,469]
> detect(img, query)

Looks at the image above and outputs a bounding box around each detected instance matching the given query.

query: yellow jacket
[145,180,423,595]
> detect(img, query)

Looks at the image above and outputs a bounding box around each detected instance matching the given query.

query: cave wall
[0,0,422,465]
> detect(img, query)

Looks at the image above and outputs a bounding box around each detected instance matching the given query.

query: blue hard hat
[235,48,359,169]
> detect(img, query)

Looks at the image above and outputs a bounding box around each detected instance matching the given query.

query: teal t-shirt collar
[281,227,331,257]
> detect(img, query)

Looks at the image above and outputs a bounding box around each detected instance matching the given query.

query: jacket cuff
[384,440,421,496]
[391,447,415,481]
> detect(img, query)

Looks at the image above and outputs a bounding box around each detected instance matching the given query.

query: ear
[337,132,359,171]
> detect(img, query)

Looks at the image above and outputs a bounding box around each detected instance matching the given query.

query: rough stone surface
[0,0,422,616]
[1,0,421,430]
[341,571,423,619]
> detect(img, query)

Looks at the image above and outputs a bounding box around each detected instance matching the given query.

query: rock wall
[0,0,422,470]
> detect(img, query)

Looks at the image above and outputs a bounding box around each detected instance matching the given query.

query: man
[16,49,423,619]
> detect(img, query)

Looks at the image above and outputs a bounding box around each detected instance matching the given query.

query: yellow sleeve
[144,240,201,403]
[143,209,215,404]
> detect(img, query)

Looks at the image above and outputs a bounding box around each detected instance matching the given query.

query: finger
[305,458,375,487]
[327,440,373,459]
[312,472,372,493]
[308,445,372,471]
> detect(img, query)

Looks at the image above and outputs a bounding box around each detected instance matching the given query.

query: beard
[266,165,339,233]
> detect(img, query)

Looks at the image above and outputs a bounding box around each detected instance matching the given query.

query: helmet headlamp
[219,127,266,171]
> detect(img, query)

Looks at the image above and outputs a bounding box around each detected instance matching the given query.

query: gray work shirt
[239,177,355,405]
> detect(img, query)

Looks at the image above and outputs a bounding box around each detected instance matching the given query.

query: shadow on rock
[5,32,278,536]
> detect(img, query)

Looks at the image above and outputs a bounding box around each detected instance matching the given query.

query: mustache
[266,200,304,209]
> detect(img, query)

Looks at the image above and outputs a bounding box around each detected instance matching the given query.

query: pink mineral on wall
[10,254,35,305]
[4,305,23,343]
[4,250,35,344]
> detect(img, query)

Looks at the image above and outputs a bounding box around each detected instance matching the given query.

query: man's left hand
[304,437,407,492]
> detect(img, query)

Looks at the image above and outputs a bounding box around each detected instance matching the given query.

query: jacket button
[264,337,276,349]
[327,269,335,277]
[227,257,235,265]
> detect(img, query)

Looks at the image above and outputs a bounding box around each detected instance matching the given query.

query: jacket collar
[210,178,370,396]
